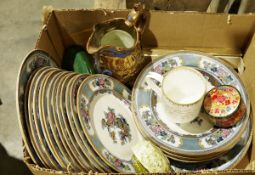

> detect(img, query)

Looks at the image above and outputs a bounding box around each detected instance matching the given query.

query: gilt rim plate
[28,67,60,169]
[17,50,57,165]
[64,74,104,172]
[49,71,82,171]
[39,69,68,170]
[132,51,250,156]
[67,74,113,172]
[77,74,143,173]
[55,72,91,171]
[170,116,252,171]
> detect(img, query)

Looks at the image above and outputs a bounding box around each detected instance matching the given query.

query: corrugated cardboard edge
[23,8,255,175]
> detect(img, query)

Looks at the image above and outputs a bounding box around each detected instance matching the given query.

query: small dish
[77,74,143,173]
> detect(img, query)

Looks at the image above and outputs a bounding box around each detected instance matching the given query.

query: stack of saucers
[132,51,252,171]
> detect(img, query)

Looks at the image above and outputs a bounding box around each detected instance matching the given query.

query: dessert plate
[77,74,143,173]
[39,69,68,170]
[64,75,104,172]
[49,71,82,171]
[132,51,250,157]
[28,67,60,169]
[57,73,94,171]
[66,74,113,172]
[17,50,57,165]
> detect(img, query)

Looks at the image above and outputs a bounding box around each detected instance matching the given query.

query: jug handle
[125,2,147,33]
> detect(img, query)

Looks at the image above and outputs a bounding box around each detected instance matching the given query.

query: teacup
[146,66,207,123]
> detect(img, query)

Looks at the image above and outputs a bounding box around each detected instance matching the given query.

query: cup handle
[145,72,163,96]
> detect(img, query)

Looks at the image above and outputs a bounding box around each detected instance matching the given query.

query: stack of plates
[17,50,252,173]
[132,51,253,170]
[17,50,143,173]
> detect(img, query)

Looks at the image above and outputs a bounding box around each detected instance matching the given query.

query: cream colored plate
[66,74,113,172]
[49,71,81,171]
[39,69,68,170]
[24,67,48,167]
[28,67,59,169]
[57,72,94,172]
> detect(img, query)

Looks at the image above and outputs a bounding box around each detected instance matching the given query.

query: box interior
[31,9,255,174]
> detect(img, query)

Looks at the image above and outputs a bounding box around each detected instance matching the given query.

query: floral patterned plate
[63,73,103,172]
[170,116,252,171]
[39,69,69,170]
[77,74,143,173]
[28,67,60,169]
[49,71,82,171]
[132,51,250,157]
[66,74,113,172]
[55,72,91,171]
[17,50,57,165]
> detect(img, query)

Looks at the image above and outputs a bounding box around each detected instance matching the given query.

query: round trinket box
[203,85,246,127]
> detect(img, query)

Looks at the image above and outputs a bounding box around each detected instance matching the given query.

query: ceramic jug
[86,3,147,84]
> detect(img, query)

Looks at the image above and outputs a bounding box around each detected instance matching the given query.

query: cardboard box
[23,9,255,174]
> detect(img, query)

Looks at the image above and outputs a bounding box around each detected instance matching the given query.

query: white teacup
[146,66,207,123]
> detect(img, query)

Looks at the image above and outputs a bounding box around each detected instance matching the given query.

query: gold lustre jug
[86,3,147,84]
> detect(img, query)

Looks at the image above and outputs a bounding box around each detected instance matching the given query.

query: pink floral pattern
[102,107,132,145]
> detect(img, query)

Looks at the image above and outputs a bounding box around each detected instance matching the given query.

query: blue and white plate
[132,51,250,157]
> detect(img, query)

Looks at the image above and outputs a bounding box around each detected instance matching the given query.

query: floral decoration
[102,107,132,145]
[142,109,175,144]
[80,96,90,129]
[204,128,233,146]
[153,59,180,75]
[202,60,235,85]
[104,151,131,171]
[29,58,50,70]
[92,77,111,89]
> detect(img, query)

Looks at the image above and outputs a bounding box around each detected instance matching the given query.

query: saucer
[77,74,143,173]
[132,51,250,158]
